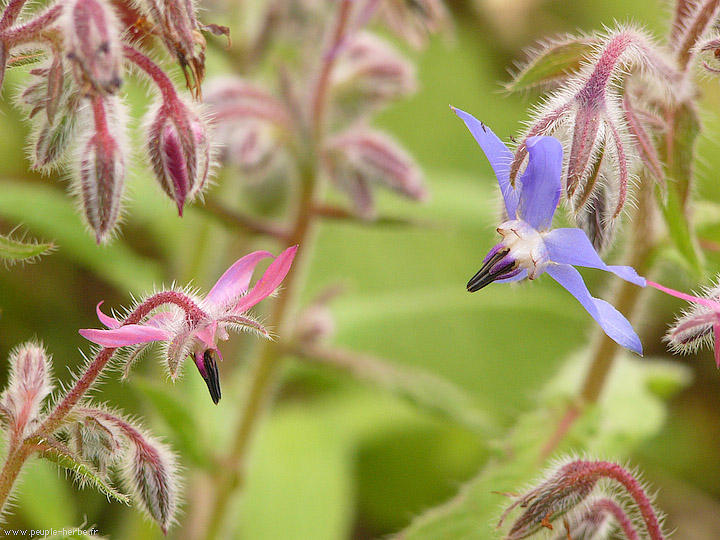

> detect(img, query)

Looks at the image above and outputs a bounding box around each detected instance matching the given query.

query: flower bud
[146,99,211,215]
[63,0,123,95]
[324,128,427,218]
[377,0,450,49]
[665,279,720,365]
[205,77,290,178]
[499,460,600,539]
[331,32,416,117]
[1,342,53,445]
[75,96,127,243]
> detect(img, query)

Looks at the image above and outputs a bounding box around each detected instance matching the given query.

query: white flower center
[497,219,549,279]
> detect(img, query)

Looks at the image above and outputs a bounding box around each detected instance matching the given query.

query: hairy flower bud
[324,128,427,218]
[376,0,450,49]
[146,99,211,215]
[205,77,290,178]
[75,96,127,243]
[1,342,53,446]
[499,460,600,539]
[331,32,416,117]
[509,27,684,226]
[63,0,123,95]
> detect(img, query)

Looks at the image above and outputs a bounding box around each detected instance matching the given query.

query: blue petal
[517,136,563,230]
[546,263,643,355]
[543,228,646,286]
[452,107,518,219]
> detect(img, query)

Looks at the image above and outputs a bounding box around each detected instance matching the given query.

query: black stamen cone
[202,349,222,404]
[467,247,516,292]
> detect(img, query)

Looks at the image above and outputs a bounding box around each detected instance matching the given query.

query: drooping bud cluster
[324,129,427,218]
[204,77,291,179]
[330,32,416,118]
[375,0,450,49]
[506,26,686,252]
[498,459,666,540]
[0,0,221,242]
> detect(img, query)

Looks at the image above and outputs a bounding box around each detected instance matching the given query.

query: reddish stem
[122,43,180,105]
[0,4,62,45]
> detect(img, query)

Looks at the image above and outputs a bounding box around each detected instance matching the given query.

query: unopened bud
[63,0,123,95]
[76,96,127,243]
[325,128,427,218]
[146,99,211,215]
[2,342,53,445]
[499,460,600,539]
[377,0,450,49]
[665,279,720,365]
[331,32,416,116]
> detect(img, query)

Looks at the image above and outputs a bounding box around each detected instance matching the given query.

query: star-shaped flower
[79,246,298,403]
[454,107,646,354]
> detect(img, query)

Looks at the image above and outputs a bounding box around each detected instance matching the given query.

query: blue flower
[454,107,646,355]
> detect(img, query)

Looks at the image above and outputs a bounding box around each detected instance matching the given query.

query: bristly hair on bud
[1,342,53,448]
[498,458,667,540]
[507,25,686,249]
[76,407,179,534]
[72,95,128,243]
[62,0,124,95]
[145,96,212,216]
[662,277,720,365]
[330,32,417,119]
[323,128,427,218]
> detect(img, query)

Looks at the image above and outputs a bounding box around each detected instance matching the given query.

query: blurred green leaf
[0,232,54,264]
[657,101,704,276]
[239,402,353,540]
[0,181,164,292]
[131,377,207,468]
[505,38,598,92]
[394,354,691,540]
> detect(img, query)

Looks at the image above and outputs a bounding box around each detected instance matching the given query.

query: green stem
[0,444,35,513]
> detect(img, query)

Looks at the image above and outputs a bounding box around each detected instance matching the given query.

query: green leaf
[0,232,54,264]
[130,377,208,468]
[239,402,353,540]
[657,101,705,276]
[505,38,598,92]
[0,181,164,292]
[394,353,691,540]
[40,443,130,505]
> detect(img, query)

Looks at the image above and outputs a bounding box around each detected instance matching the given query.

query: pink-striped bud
[75,96,127,243]
[63,0,123,95]
[1,342,53,447]
[146,99,211,215]
[324,128,426,218]
[331,32,416,117]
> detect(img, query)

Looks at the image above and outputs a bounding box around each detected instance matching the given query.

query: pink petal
[714,322,720,368]
[233,245,298,313]
[96,302,121,329]
[206,250,274,308]
[195,321,218,349]
[79,325,171,347]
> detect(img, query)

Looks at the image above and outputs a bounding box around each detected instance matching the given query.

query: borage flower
[80,246,298,403]
[454,108,645,354]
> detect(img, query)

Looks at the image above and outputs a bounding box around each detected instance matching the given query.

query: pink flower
[79,246,298,403]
